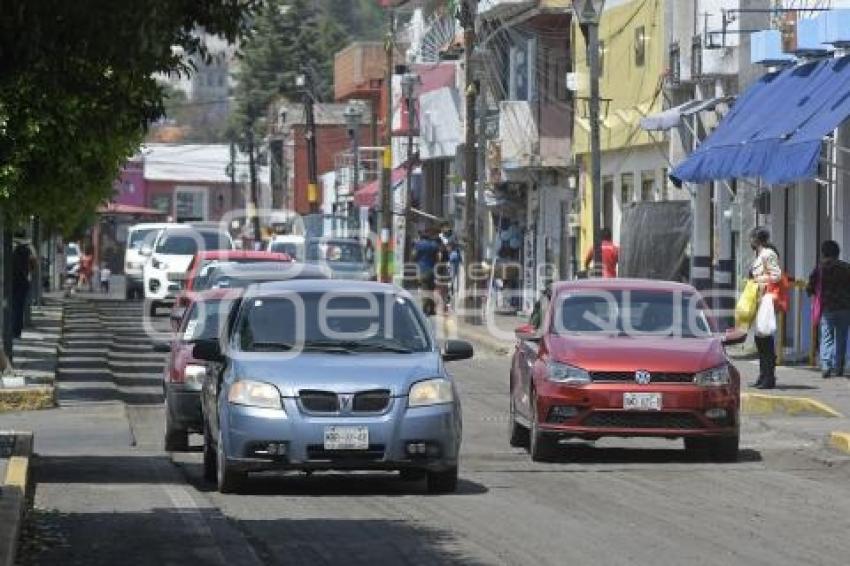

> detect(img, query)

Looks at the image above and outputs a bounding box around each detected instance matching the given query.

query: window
[635,26,646,67]
[621,172,634,206]
[691,35,703,78]
[669,42,680,85]
[641,171,655,201]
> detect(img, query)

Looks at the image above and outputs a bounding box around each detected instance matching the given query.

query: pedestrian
[448,244,462,300]
[11,233,36,339]
[583,227,619,278]
[749,227,782,389]
[414,229,441,316]
[100,263,112,295]
[806,240,850,378]
[78,248,93,292]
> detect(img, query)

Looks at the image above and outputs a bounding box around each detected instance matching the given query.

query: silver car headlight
[408,378,454,407]
[694,365,731,387]
[228,380,283,409]
[546,361,591,385]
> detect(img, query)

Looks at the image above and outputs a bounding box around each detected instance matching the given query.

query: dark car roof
[553,278,698,296]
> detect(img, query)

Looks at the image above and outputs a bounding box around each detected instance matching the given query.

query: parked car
[508,278,746,462]
[267,234,305,260]
[306,237,375,281]
[143,226,233,315]
[155,264,332,450]
[124,223,170,299]
[193,279,473,493]
[65,242,81,284]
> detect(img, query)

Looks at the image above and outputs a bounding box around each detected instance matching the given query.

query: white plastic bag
[755,294,777,336]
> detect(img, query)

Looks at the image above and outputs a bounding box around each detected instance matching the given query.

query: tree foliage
[231,0,360,134]
[0,0,258,235]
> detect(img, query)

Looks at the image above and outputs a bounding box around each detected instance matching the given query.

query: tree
[232,0,349,134]
[0,0,259,234]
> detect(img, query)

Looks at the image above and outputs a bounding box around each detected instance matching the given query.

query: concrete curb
[0,432,34,566]
[828,431,850,455]
[441,317,512,355]
[741,392,843,418]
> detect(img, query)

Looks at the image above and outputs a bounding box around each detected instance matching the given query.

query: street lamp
[343,100,364,232]
[401,73,418,269]
[572,0,605,277]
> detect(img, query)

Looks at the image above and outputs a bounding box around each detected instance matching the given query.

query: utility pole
[461,0,480,322]
[402,73,417,270]
[380,8,395,283]
[247,130,262,243]
[303,73,319,215]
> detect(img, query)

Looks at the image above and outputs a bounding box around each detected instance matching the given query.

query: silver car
[194,279,473,494]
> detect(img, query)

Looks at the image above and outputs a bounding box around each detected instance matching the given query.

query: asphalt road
[9,297,850,566]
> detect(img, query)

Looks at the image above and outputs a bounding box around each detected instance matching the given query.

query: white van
[125,223,170,299]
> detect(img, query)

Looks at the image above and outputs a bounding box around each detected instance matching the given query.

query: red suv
[509,279,746,462]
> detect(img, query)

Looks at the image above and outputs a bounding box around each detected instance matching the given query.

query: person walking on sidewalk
[583,228,619,278]
[414,229,441,316]
[11,233,36,339]
[806,240,850,378]
[749,227,782,389]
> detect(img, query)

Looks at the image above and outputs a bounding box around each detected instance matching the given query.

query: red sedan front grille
[590,371,695,384]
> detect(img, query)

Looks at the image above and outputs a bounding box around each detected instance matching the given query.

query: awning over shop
[639,96,732,132]
[353,162,411,209]
[672,56,850,186]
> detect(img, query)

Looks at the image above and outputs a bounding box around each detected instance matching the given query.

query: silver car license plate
[323,426,369,450]
[623,392,662,411]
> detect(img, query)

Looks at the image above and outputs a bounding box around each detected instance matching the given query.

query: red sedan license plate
[623,392,662,411]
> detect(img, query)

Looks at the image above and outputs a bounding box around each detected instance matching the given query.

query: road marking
[828,431,850,454]
[742,392,842,418]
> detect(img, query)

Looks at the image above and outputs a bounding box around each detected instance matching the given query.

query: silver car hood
[230,352,442,397]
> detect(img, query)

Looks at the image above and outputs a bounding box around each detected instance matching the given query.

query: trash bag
[755,294,777,336]
[735,280,759,328]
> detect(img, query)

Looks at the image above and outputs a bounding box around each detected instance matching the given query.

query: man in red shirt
[583,228,619,278]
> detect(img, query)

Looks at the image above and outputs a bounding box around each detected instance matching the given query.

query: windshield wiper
[247,341,296,351]
[302,340,413,354]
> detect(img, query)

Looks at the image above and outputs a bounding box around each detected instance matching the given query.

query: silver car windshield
[236,292,431,353]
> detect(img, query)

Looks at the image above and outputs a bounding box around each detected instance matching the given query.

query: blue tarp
[672,56,850,186]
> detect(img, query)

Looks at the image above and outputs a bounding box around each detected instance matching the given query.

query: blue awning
[672,56,850,186]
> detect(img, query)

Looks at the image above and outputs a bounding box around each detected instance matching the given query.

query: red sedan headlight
[546,361,591,385]
[693,364,731,386]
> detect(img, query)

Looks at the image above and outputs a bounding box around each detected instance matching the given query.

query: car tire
[529,396,556,462]
[125,286,134,301]
[216,428,245,494]
[164,407,189,452]
[426,466,458,494]
[708,434,740,463]
[683,437,709,454]
[148,300,158,317]
[202,422,216,483]
[509,397,529,448]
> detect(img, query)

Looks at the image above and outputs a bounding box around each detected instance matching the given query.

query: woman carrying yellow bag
[735,279,760,328]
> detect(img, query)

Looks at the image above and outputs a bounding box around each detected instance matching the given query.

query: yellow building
[572,0,667,258]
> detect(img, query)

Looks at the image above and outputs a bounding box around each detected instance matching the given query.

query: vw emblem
[634,370,652,385]
[338,394,354,412]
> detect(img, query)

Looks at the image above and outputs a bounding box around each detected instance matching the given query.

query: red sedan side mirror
[721,328,747,346]
[515,323,541,343]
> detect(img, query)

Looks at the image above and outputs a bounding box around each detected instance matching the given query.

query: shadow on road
[177,460,489,497]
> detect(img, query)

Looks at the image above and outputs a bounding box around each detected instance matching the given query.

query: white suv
[125,223,170,299]
[143,226,233,315]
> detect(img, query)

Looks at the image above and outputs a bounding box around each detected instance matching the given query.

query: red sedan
[509,279,746,462]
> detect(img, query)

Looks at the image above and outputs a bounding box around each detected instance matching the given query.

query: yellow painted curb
[742,392,842,418]
[829,431,850,455]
